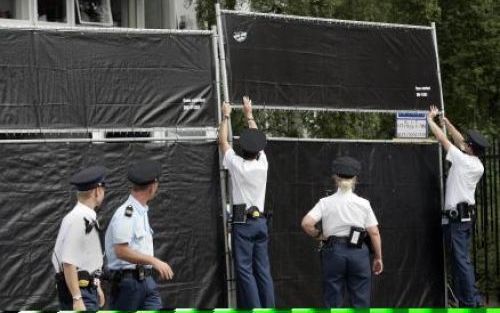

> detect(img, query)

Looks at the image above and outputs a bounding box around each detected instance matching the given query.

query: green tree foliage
[196,0,498,139]
[438,0,499,137]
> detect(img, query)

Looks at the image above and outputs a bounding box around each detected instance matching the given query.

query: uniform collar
[336,189,353,196]
[75,201,97,220]
[128,194,149,214]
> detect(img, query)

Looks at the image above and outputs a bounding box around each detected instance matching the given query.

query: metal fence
[474,138,500,305]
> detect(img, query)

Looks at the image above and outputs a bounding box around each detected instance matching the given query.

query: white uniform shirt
[223,148,268,212]
[445,145,484,210]
[105,195,154,270]
[306,189,378,238]
[52,202,103,273]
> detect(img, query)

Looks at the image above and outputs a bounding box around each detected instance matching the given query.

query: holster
[348,226,367,248]
[444,202,474,223]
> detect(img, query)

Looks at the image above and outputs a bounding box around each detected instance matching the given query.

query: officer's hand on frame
[428,105,439,120]
[73,298,86,311]
[242,96,252,116]
[372,258,383,275]
[222,101,232,116]
[153,258,174,280]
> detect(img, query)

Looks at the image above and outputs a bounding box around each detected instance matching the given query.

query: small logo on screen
[233,31,248,42]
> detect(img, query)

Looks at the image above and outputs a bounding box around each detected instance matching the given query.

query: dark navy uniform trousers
[58,287,99,310]
[321,241,371,307]
[444,221,482,307]
[232,217,275,308]
[110,275,162,310]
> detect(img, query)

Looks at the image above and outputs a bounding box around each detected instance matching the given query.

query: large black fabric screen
[222,13,440,111]
[0,142,225,310]
[0,28,217,128]
[264,141,444,306]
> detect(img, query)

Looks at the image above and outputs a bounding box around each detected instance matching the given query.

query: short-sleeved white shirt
[445,145,484,210]
[52,202,103,273]
[223,148,268,212]
[306,190,378,238]
[105,195,154,270]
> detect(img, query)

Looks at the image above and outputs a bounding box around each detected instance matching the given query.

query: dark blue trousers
[110,275,162,310]
[444,221,482,307]
[58,287,99,310]
[232,218,275,308]
[321,242,371,307]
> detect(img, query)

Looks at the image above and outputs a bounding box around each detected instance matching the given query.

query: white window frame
[75,0,113,27]
[0,0,145,29]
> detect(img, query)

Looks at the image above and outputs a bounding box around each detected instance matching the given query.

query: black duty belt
[325,236,350,244]
[111,267,153,281]
[443,202,474,223]
[55,270,100,289]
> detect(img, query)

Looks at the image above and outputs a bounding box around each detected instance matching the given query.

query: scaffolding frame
[217,6,448,308]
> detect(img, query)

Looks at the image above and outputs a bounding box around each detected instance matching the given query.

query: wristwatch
[72,294,83,301]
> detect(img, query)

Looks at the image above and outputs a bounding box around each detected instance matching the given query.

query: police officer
[301,156,383,307]
[219,96,275,308]
[105,159,174,310]
[52,165,107,310]
[427,105,488,307]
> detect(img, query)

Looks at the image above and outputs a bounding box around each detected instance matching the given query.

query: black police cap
[240,128,267,154]
[70,165,107,191]
[332,156,361,178]
[128,159,161,185]
[466,129,489,150]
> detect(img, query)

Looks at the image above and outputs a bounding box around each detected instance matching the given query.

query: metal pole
[220,9,433,30]
[215,4,236,306]
[431,21,448,307]
[216,3,230,103]
[212,25,234,308]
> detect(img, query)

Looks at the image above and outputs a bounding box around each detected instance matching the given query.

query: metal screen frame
[216,5,448,308]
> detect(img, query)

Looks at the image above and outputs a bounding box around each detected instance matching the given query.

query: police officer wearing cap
[219,96,275,308]
[427,105,488,307]
[301,156,383,307]
[52,165,107,310]
[105,159,174,310]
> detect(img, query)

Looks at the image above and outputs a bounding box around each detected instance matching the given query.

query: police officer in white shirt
[427,105,489,307]
[219,96,275,308]
[301,156,383,307]
[105,159,174,310]
[52,165,107,311]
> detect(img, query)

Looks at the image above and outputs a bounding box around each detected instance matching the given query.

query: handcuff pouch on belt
[348,226,368,249]
[445,202,473,222]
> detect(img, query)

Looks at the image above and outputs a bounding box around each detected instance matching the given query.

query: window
[37,0,66,23]
[76,0,112,26]
[0,0,30,20]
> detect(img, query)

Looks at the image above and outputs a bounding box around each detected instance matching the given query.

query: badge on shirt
[125,205,134,217]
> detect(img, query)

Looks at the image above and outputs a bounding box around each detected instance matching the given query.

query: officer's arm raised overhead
[442,115,466,150]
[427,105,452,151]
[218,101,232,155]
[242,96,258,129]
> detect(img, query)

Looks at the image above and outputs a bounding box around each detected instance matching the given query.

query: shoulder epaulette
[125,205,134,218]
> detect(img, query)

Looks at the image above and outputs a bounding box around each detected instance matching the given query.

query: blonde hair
[77,190,94,201]
[334,175,356,192]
